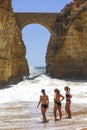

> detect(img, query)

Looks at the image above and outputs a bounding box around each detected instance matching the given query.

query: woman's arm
[60,94,64,101]
[54,94,56,102]
[68,91,72,99]
[46,95,49,107]
[37,96,41,108]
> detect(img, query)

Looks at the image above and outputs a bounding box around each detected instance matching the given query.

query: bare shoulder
[45,95,48,99]
[40,95,43,99]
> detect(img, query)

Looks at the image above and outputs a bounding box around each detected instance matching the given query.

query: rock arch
[0,0,87,84]
[15,13,58,33]
[0,10,58,83]
[14,12,59,79]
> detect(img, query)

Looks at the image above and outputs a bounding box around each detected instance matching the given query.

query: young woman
[37,89,49,123]
[64,86,72,118]
[54,88,64,121]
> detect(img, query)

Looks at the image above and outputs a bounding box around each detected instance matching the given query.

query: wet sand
[0,101,87,130]
[81,129,87,130]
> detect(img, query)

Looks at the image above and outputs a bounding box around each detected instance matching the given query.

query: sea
[0,66,87,130]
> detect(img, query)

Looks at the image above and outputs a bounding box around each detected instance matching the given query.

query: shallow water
[0,74,87,129]
[0,101,87,130]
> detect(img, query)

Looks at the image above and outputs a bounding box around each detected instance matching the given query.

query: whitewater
[0,67,87,130]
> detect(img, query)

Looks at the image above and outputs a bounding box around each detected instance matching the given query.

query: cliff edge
[0,0,29,84]
[46,0,87,79]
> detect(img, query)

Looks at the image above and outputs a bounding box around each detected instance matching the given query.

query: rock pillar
[0,0,29,84]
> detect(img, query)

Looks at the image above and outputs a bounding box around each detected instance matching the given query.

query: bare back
[40,95,49,105]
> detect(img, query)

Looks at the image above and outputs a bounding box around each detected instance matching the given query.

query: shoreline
[0,101,87,130]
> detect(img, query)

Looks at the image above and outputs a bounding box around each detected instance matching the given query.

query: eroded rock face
[46,0,87,79]
[0,0,87,84]
[0,0,29,83]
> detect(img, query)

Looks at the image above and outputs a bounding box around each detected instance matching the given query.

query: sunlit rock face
[0,0,87,84]
[46,0,87,79]
[0,0,29,84]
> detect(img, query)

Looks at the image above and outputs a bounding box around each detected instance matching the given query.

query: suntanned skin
[64,86,72,118]
[37,89,49,122]
[54,89,64,121]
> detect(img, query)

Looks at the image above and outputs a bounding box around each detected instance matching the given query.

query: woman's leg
[65,102,68,116]
[67,102,71,118]
[41,106,47,122]
[58,106,62,120]
[65,101,71,118]
[54,105,57,121]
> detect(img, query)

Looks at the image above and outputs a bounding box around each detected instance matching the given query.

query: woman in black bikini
[37,89,49,122]
[54,88,64,121]
[64,86,72,118]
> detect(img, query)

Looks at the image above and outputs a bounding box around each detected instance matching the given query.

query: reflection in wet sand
[0,101,87,130]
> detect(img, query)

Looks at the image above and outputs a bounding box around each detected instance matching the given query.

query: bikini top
[66,94,70,97]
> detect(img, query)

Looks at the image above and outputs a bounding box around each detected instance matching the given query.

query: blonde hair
[64,86,70,91]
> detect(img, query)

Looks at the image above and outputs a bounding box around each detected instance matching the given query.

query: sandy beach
[0,101,87,130]
[0,75,87,130]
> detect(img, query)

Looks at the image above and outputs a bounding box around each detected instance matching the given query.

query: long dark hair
[54,88,60,94]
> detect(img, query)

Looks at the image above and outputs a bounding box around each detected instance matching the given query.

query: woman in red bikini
[64,86,72,118]
[37,89,49,123]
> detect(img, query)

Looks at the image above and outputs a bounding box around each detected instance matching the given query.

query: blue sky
[12,0,72,67]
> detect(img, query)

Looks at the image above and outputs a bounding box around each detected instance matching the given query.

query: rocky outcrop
[0,0,29,84]
[46,0,87,79]
[0,0,87,84]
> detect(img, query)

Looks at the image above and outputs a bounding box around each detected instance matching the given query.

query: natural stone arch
[1,0,87,84]
[15,13,58,33]
[14,12,59,71]
[14,12,64,80]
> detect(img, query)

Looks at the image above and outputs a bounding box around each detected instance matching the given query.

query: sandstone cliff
[46,0,87,79]
[0,0,87,84]
[0,0,29,84]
